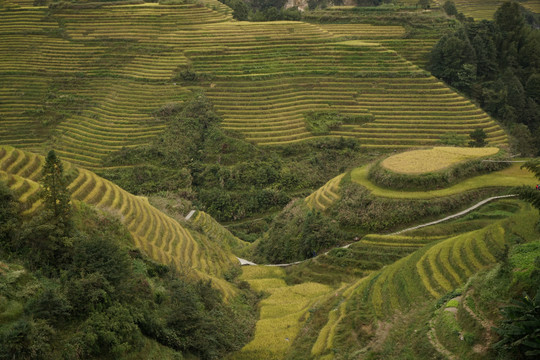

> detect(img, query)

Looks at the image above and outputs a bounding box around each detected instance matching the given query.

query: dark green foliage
[0,318,55,360]
[255,200,345,263]
[25,288,72,326]
[509,124,537,157]
[40,150,71,225]
[250,0,287,11]
[495,287,540,358]
[98,164,192,194]
[368,157,508,191]
[468,128,487,147]
[429,2,540,153]
[198,187,289,222]
[0,182,19,253]
[331,182,502,232]
[304,111,343,135]
[438,131,467,146]
[417,0,430,10]
[442,1,458,17]
[67,303,142,358]
[517,160,540,211]
[219,0,250,20]
[0,203,256,359]
[101,95,368,224]
[304,111,372,135]
[430,29,477,91]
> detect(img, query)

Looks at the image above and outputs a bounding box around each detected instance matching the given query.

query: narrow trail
[427,318,457,360]
[186,194,517,267]
[390,194,516,235]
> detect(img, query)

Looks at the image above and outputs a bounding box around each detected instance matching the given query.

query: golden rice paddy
[381,146,500,174]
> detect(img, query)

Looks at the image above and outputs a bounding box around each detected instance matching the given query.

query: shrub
[438,132,467,146]
[469,129,487,147]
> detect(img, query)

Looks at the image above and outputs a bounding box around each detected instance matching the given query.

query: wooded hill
[1,0,539,359]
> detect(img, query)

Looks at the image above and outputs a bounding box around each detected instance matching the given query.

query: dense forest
[430,1,540,155]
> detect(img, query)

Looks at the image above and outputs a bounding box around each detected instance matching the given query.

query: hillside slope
[0,2,507,168]
[0,145,243,295]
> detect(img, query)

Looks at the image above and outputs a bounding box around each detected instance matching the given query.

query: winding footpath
[186,194,518,267]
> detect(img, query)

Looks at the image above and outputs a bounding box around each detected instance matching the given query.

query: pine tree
[40,150,71,225]
[17,150,74,270]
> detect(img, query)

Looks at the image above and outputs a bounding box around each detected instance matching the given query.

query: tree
[468,128,487,147]
[442,0,457,16]
[517,160,540,211]
[40,150,71,225]
[18,150,73,270]
[509,124,536,157]
[418,0,430,9]
[429,30,476,90]
[495,287,540,358]
[0,181,19,252]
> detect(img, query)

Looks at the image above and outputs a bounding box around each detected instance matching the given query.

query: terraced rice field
[351,162,536,199]
[305,173,345,211]
[191,210,249,253]
[380,146,500,174]
[234,266,333,360]
[0,3,507,167]
[453,0,540,19]
[0,146,238,295]
[305,202,539,356]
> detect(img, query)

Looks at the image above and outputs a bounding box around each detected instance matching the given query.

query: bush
[469,129,487,147]
[255,200,345,263]
[0,318,55,360]
[438,132,467,146]
[331,182,503,232]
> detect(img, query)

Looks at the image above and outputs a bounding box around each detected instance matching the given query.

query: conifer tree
[40,150,71,225]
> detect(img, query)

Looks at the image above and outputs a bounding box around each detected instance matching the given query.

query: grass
[351,162,536,199]
[381,147,500,174]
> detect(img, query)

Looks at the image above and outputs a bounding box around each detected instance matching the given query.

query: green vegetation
[368,151,508,191]
[351,162,536,199]
[0,198,257,359]
[0,146,243,296]
[517,159,540,210]
[1,1,539,359]
[254,200,346,263]
[429,1,540,155]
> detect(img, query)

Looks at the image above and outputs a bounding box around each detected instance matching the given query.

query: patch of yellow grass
[247,278,287,293]
[381,147,500,174]
[233,266,333,359]
[239,266,286,281]
[335,40,381,47]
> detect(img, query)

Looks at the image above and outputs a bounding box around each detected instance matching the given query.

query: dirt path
[427,318,457,360]
[187,194,516,267]
[391,194,516,235]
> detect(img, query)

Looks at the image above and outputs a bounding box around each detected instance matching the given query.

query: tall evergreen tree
[17,150,74,269]
[40,150,71,225]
